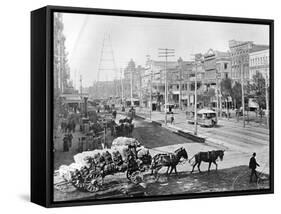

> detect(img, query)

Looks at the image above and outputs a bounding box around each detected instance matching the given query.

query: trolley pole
[158,48,175,125]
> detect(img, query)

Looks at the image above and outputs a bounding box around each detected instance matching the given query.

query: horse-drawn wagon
[55,137,152,193]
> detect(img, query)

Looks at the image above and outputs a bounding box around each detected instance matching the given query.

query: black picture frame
[31,5,274,208]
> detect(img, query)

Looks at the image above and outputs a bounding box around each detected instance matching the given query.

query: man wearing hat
[249,152,260,183]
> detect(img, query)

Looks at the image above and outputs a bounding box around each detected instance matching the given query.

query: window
[224,63,228,69]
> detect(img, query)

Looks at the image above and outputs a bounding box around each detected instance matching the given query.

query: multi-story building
[123,59,144,102]
[88,81,119,100]
[54,13,71,94]
[249,48,269,81]
[143,58,185,108]
[229,40,268,82]
[203,49,231,88]
[142,57,205,109]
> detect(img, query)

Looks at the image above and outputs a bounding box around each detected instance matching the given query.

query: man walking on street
[249,152,260,183]
[170,112,174,125]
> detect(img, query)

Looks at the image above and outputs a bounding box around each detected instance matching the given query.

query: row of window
[231,70,249,79]
[231,56,249,65]
[250,56,269,66]
[231,49,249,56]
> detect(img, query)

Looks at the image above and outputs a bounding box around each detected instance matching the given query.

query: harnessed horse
[189,150,224,173]
[150,147,188,178]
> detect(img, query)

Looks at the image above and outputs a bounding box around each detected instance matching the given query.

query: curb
[135,113,206,143]
[151,120,162,126]
[176,130,206,143]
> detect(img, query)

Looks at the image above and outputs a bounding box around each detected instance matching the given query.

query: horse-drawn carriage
[113,117,134,137]
[55,137,152,193]
[55,133,226,194]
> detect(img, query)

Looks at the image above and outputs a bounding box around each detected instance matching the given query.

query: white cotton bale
[112,137,138,147]
[137,147,149,158]
[113,145,130,161]
[58,163,83,181]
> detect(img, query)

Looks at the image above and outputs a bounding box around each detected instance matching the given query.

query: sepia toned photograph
[52,11,272,202]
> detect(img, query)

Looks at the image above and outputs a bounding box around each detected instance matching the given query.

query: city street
[51,13,272,203]
[136,108,270,174]
[53,112,270,201]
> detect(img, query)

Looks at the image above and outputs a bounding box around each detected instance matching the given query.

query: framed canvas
[31,5,274,207]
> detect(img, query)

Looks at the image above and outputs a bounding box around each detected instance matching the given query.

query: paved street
[54,114,269,201]
[49,13,272,205]
[135,108,270,174]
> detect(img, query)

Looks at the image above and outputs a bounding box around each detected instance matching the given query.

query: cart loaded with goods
[54,137,152,193]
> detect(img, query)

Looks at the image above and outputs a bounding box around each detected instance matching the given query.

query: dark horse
[151,147,188,178]
[189,150,224,173]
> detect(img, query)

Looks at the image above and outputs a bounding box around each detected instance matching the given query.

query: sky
[58,12,269,87]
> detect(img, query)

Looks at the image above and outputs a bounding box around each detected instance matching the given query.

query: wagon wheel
[84,174,103,193]
[127,170,143,184]
[71,178,85,190]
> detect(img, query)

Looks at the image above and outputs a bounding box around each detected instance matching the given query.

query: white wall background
[0,0,279,212]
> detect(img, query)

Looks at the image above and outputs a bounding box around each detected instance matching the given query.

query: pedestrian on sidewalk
[170,112,174,125]
[249,152,260,183]
[63,134,69,152]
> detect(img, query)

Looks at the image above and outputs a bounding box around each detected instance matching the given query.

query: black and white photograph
[52,10,272,203]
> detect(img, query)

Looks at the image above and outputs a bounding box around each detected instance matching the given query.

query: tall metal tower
[96,34,118,99]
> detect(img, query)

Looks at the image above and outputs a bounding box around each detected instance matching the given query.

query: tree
[249,72,266,110]
[220,77,232,110]
[221,78,232,97]
[197,88,215,107]
[232,82,242,108]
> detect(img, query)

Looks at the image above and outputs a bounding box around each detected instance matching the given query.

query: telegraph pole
[120,68,124,105]
[150,69,153,121]
[241,61,246,128]
[265,75,269,128]
[158,48,175,125]
[194,62,198,135]
[80,75,83,111]
[130,66,133,107]
[179,62,183,110]
[216,68,220,118]
[190,54,199,135]
[265,61,269,128]
[146,55,153,121]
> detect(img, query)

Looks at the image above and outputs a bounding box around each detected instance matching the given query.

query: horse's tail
[188,154,196,164]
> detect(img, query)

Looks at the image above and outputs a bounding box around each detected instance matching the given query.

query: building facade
[249,49,269,81]
[54,13,71,94]
[229,40,268,82]
[123,59,144,102]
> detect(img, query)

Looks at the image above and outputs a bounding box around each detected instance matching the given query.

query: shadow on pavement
[54,165,269,202]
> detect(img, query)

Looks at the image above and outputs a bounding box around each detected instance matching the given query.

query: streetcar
[187,109,218,127]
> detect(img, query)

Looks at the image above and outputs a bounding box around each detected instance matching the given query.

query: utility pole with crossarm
[158,48,175,125]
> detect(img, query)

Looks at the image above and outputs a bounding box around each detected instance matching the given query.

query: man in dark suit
[249,152,260,183]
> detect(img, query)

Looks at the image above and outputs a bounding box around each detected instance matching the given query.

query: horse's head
[175,147,188,160]
[217,150,225,161]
